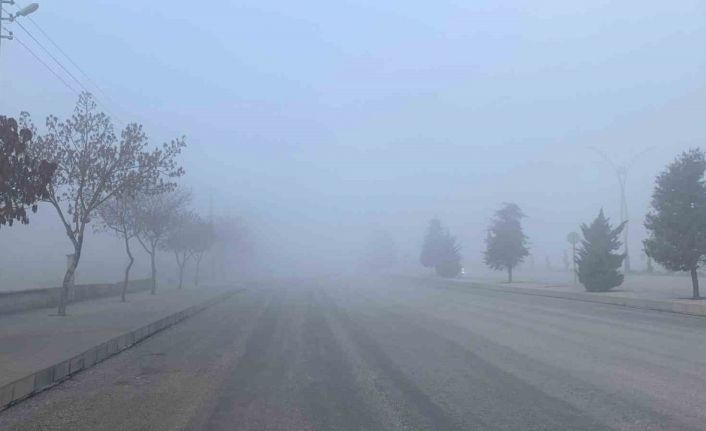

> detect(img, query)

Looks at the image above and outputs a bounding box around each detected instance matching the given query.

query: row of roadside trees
[419,203,530,281]
[571,148,706,298]
[1,92,226,315]
[97,188,217,302]
[418,148,706,299]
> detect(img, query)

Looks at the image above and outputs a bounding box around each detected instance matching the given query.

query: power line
[13,19,91,94]
[23,14,118,107]
[11,19,125,124]
[8,4,127,125]
[13,35,79,96]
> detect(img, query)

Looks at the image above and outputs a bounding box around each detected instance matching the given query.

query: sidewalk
[461,270,697,300]
[0,285,239,388]
[450,273,706,317]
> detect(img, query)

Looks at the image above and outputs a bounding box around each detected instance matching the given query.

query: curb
[449,279,706,317]
[0,288,242,411]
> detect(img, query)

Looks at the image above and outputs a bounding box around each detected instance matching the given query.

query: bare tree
[191,218,216,287]
[134,189,191,293]
[33,93,185,315]
[162,211,199,289]
[96,195,139,302]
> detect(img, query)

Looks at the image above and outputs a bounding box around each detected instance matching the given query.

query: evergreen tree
[576,209,626,292]
[420,218,444,269]
[435,230,462,278]
[484,203,529,282]
[644,149,706,298]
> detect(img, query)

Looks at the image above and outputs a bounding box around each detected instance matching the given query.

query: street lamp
[14,3,38,18]
[589,146,652,274]
[0,2,39,53]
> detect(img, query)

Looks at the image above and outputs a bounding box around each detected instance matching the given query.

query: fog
[2,0,706,288]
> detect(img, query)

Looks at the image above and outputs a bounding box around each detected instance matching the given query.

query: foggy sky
[2,0,706,286]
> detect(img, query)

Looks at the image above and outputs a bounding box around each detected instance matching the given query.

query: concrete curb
[0,288,242,412]
[450,280,706,317]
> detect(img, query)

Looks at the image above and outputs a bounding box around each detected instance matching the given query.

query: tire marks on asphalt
[297,291,384,430]
[316,290,469,431]
[322,287,614,431]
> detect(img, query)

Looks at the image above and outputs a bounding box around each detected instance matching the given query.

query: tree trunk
[691,267,700,299]
[122,234,134,302]
[177,252,185,289]
[572,243,577,285]
[58,246,81,316]
[508,266,513,283]
[194,254,202,287]
[150,246,157,295]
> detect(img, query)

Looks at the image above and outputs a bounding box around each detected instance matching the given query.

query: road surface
[2,277,706,431]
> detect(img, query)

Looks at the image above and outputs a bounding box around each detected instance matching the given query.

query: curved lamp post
[0,2,39,53]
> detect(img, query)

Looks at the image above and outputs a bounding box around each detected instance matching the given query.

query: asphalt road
[3,277,706,431]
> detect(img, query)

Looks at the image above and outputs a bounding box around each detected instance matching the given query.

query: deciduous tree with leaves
[31,93,185,315]
[0,116,56,227]
[484,203,529,283]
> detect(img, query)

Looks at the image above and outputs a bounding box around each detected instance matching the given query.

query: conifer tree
[420,218,444,269]
[576,209,626,292]
[435,230,462,278]
[644,149,706,298]
[484,203,529,282]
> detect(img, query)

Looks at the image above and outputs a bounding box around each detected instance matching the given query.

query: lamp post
[589,147,652,274]
[0,2,39,54]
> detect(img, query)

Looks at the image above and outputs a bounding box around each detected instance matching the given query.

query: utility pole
[616,165,629,272]
[590,147,652,274]
[0,1,11,54]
